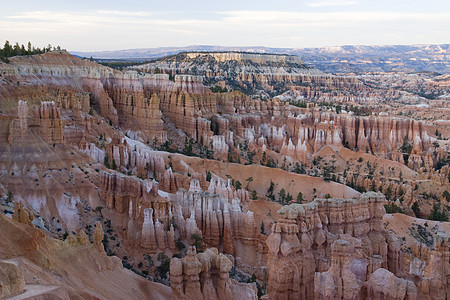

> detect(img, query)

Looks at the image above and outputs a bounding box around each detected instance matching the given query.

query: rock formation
[266,192,403,299]
[93,221,106,253]
[314,239,363,300]
[266,192,449,299]
[1,51,439,172]
[31,101,65,144]
[140,208,158,252]
[0,213,172,299]
[414,233,450,300]
[170,246,257,300]
[0,261,26,299]
[76,229,90,246]
[7,100,28,144]
[175,178,259,257]
[363,268,417,300]
[12,201,34,226]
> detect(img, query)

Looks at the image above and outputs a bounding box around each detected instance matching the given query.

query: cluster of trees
[0,41,62,62]
[98,59,152,70]
[345,104,372,116]
[210,85,228,93]
[154,137,213,159]
[103,154,117,170]
[277,188,293,204]
[386,200,447,221]
[266,180,305,205]
[293,162,306,174]
[384,202,403,214]
[289,100,308,108]
[428,204,448,221]
[260,151,277,168]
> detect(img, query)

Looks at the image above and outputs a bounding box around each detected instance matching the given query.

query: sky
[0,0,449,51]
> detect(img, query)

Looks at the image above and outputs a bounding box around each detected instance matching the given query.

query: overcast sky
[0,0,449,51]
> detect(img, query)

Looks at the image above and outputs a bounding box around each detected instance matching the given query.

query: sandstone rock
[0,261,25,299]
[137,52,360,97]
[155,218,167,250]
[77,230,90,246]
[211,135,229,160]
[176,179,259,256]
[31,101,65,144]
[140,208,157,252]
[267,192,403,300]
[8,100,29,144]
[167,224,176,251]
[181,246,203,300]
[420,233,450,300]
[363,268,417,300]
[170,257,185,299]
[93,221,105,253]
[66,233,78,246]
[160,167,178,193]
[314,239,362,300]
[13,201,34,226]
[170,247,257,300]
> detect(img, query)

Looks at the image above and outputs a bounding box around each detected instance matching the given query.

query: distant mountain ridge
[132,51,360,97]
[71,44,450,73]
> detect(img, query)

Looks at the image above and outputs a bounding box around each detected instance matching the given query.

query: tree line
[0,41,63,62]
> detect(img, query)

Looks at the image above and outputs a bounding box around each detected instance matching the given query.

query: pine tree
[4,41,11,57]
[278,188,286,203]
[266,181,275,200]
[297,192,304,203]
[286,193,293,203]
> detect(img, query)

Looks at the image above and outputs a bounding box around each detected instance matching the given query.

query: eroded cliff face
[0,51,167,143]
[212,96,437,176]
[403,232,450,300]
[266,192,448,300]
[266,192,389,299]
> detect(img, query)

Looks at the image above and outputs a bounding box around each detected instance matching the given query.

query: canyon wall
[266,192,448,300]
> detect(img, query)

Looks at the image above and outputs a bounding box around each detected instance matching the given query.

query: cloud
[7,9,450,28]
[220,10,450,25]
[5,10,215,27]
[1,9,449,50]
[307,1,358,7]
[96,10,153,17]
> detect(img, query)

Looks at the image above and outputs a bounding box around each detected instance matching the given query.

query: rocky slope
[0,213,172,299]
